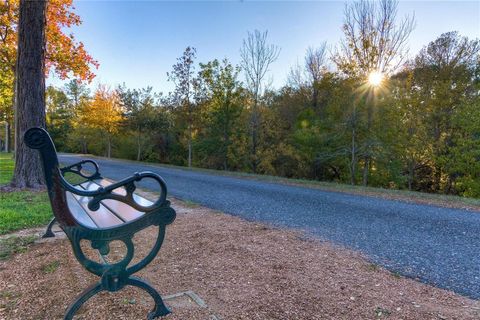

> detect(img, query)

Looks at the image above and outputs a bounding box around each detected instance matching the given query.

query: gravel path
[59,154,480,299]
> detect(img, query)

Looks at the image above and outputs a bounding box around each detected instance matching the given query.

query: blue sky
[47,1,480,93]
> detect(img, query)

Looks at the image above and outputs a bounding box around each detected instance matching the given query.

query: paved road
[59,154,480,299]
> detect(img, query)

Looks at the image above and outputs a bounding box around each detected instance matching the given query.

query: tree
[168,47,197,167]
[197,59,244,170]
[118,85,163,161]
[286,44,328,114]
[305,44,327,112]
[0,64,14,152]
[240,30,280,172]
[78,85,122,158]
[334,0,414,78]
[63,79,90,153]
[333,0,415,186]
[10,0,47,188]
[64,79,90,109]
[46,85,73,151]
[412,32,480,193]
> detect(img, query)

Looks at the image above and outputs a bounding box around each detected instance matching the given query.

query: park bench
[24,127,176,320]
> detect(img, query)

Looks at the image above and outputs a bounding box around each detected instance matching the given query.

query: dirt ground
[0,198,479,320]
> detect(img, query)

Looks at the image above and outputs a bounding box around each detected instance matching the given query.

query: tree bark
[11,0,47,188]
[136,128,142,161]
[107,135,111,158]
[350,103,357,185]
[81,136,87,154]
[251,92,259,173]
[4,121,9,152]
[350,124,357,185]
[407,160,414,191]
[362,93,374,187]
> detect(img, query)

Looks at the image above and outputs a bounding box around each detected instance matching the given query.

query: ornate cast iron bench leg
[127,276,171,319]
[62,224,172,320]
[64,282,103,320]
[42,217,56,238]
[64,278,170,320]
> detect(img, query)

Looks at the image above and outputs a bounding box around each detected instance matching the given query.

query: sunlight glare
[368,71,384,87]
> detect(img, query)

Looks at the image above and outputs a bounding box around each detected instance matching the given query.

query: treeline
[46,30,480,197]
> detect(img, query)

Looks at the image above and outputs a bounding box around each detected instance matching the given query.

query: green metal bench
[24,127,176,320]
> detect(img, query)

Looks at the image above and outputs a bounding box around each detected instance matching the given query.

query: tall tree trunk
[407,160,414,191]
[81,136,87,154]
[188,126,192,167]
[11,0,47,188]
[362,157,370,186]
[136,129,142,161]
[223,126,229,171]
[349,101,358,186]
[187,101,192,167]
[312,81,319,113]
[362,92,375,187]
[350,124,357,185]
[251,92,259,173]
[4,121,9,152]
[107,135,111,158]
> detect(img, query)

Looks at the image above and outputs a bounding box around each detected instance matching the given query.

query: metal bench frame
[42,159,102,238]
[24,127,176,320]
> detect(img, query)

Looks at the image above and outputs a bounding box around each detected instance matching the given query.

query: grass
[0,152,14,184]
[78,153,480,211]
[0,152,53,235]
[0,235,37,260]
[41,260,60,274]
[0,191,52,235]
[0,152,89,236]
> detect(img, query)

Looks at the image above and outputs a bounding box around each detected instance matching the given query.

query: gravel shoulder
[0,198,479,319]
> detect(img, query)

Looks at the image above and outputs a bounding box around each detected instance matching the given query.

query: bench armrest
[61,159,102,181]
[59,171,168,213]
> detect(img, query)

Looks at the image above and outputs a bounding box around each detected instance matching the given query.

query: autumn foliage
[0,0,98,80]
[45,0,98,82]
[75,85,123,158]
[0,0,97,156]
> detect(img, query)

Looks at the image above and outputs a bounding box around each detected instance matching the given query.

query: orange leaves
[45,0,98,82]
[0,0,98,82]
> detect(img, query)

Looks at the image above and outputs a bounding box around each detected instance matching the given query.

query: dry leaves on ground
[0,199,479,320]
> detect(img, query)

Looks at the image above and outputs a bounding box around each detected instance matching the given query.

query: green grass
[0,152,53,235]
[0,190,52,235]
[41,260,60,274]
[0,152,14,184]
[0,235,37,260]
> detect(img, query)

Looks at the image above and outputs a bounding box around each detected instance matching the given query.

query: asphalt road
[59,154,480,299]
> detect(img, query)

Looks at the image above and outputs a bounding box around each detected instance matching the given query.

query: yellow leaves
[78,85,123,136]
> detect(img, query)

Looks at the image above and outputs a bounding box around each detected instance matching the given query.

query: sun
[368,71,384,87]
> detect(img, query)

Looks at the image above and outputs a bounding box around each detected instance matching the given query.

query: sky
[47,0,480,93]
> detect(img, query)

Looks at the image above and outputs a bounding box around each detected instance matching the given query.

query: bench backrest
[24,127,78,227]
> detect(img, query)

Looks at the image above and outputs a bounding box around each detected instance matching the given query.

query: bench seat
[68,179,153,229]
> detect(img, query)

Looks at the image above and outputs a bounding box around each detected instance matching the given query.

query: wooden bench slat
[79,180,148,224]
[101,199,145,222]
[65,192,97,228]
[72,193,124,228]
